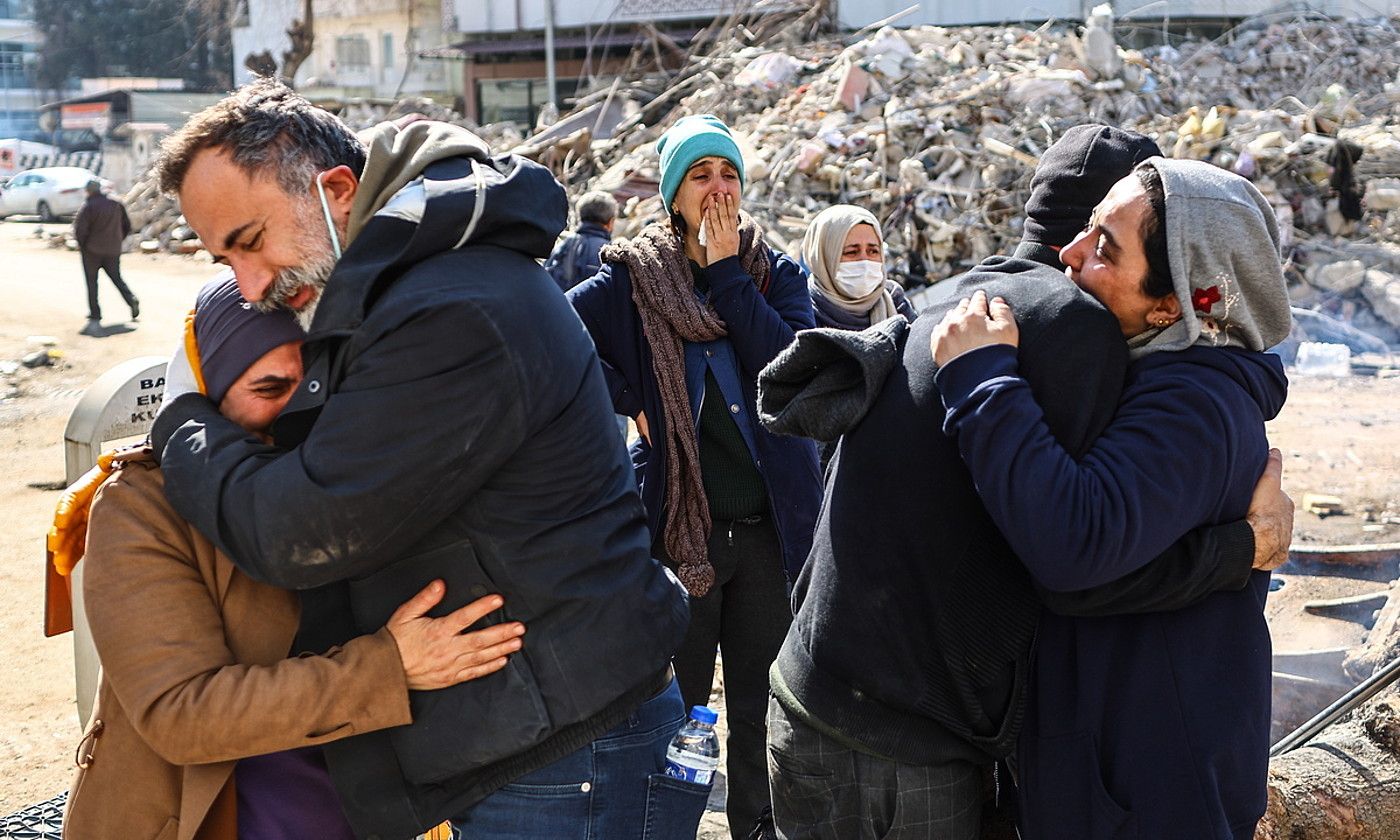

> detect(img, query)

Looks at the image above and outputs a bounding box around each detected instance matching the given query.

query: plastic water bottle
[664,705,720,786]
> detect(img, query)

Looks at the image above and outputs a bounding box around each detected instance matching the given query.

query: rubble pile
[504,12,1400,352]
[107,8,1400,352]
[120,176,206,255]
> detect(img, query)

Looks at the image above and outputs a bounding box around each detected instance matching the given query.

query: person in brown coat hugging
[63,275,523,840]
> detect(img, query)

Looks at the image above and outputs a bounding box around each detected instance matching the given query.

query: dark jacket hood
[312,120,567,335]
[1139,345,1288,421]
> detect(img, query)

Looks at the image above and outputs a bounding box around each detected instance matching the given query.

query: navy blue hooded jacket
[939,343,1287,840]
[544,220,610,292]
[567,246,822,583]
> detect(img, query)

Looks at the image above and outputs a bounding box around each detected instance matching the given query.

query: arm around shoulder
[156,291,529,589]
[83,468,411,766]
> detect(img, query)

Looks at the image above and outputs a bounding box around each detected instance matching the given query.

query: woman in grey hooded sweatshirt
[930,157,1292,840]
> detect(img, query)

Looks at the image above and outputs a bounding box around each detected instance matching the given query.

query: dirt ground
[1,218,1397,831]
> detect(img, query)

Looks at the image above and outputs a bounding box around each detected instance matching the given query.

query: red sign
[62,102,113,133]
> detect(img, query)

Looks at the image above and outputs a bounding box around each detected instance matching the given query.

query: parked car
[0,167,107,222]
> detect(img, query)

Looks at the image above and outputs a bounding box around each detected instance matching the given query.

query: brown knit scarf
[600,212,771,597]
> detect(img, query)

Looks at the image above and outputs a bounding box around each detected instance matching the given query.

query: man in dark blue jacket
[148,80,699,840]
[763,126,1292,839]
[544,189,616,291]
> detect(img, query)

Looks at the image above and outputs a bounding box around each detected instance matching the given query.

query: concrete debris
[20,350,52,368]
[103,10,1400,358]
[1302,492,1346,517]
[476,13,1400,363]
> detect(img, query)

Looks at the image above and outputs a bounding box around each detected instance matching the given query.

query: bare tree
[279,0,315,85]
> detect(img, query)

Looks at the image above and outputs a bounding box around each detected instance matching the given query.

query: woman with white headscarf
[801,205,915,330]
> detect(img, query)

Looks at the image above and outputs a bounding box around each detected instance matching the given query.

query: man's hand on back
[1248,448,1293,571]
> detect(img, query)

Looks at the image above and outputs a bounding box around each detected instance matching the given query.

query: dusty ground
[0,218,1397,833]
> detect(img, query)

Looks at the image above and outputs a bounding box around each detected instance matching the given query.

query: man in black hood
[147,79,699,839]
[762,124,1293,839]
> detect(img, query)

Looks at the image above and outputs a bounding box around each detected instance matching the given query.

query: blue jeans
[451,677,709,839]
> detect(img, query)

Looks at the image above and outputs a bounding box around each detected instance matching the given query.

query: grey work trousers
[766,698,982,840]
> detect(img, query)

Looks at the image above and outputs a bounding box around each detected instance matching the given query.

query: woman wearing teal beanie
[567,114,822,839]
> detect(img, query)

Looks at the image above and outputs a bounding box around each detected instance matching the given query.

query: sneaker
[80,319,103,337]
[129,299,140,321]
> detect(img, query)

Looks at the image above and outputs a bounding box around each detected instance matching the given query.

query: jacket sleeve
[152,289,530,589]
[938,344,1242,592]
[567,262,643,418]
[1038,519,1256,616]
[119,203,131,238]
[577,234,606,281]
[73,204,90,247]
[703,252,814,378]
[83,469,411,765]
[543,235,573,290]
[891,283,917,321]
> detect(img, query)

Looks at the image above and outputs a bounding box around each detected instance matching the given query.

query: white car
[0,166,107,222]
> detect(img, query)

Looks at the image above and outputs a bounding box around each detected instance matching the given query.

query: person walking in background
[546,189,617,291]
[800,204,914,330]
[73,179,138,336]
[568,114,822,839]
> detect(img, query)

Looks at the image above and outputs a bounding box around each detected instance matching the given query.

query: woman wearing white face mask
[801,205,915,330]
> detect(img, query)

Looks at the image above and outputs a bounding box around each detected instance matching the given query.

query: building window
[382,33,394,69]
[0,42,36,89]
[335,35,371,71]
[476,77,580,127]
[0,0,32,20]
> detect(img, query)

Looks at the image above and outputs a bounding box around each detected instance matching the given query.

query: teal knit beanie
[657,115,746,209]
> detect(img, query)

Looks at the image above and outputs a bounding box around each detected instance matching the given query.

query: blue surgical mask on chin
[315,171,344,260]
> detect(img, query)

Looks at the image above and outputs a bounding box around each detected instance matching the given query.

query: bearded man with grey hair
[148,79,700,839]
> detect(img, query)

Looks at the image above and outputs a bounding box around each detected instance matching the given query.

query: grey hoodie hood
[309,119,567,335]
[348,119,493,243]
[1128,157,1292,359]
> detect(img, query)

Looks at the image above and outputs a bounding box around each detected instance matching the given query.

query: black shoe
[80,319,103,337]
[129,300,140,321]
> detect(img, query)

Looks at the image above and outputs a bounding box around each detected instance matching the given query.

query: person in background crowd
[800,204,914,330]
[797,203,917,468]
[546,189,618,292]
[64,275,523,840]
[568,113,822,839]
[931,158,1291,840]
[73,179,138,336]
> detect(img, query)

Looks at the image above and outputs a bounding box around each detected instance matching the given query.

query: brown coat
[63,453,412,840]
[72,192,131,257]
